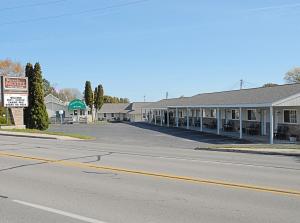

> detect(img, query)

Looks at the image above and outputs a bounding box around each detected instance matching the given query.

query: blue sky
[1,0,300,101]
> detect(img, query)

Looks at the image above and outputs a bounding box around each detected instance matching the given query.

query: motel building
[98,102,151,122]
[144,83,300,144]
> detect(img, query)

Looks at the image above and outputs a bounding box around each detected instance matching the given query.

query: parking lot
[49,122,248,149]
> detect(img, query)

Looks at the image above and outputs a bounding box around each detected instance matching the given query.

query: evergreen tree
[94,87,98,109]
[98,84,104,109]
[29,63,49,130]
[94,84,104,121]
[24,63,34,128]
[84,81,93,110]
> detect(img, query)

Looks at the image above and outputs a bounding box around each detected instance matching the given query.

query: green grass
[0,128,94,140]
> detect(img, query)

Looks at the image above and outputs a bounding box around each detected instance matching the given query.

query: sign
[68,99,87,110]
[1,76,28,107]
[3,77,27,91]
[59,110,64,115]
[3,94,28,107]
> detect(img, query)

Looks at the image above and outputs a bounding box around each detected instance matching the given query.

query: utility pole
[166,92,168,100]
[143,95,146,102]
[240,79,244,90]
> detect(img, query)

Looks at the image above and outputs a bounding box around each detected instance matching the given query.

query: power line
[0,0,149,26]
[0,0,68,12]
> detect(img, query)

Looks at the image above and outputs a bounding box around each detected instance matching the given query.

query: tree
[84,81,94,118]
[0,59,23,76]
[28,63,49,130]
[24,63,34,128]
[103,95,129,103]
[262,83,278,88]
[94,84,104,121]
[58,88,82,101]
[284,67,300,83]
[43,78,55,96]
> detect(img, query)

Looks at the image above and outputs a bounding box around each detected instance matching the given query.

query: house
[97,102,151,122]
[45,94,92,123]
[97,103,130,121]
[45,94,68,123]
[144,83,300,144]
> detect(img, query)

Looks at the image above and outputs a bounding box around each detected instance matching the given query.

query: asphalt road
[1,123,300,223]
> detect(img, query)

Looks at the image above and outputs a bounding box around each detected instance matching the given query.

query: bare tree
[0,59,24,76]
[58,88,82,102]
[284,67,300,83]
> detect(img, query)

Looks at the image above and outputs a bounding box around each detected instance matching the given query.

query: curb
[194,147,300,157]
[0,132,58,140]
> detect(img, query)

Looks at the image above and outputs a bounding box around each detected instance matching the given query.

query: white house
[98,102,151,122]
[45,94,92,123]
[144,83,300,144]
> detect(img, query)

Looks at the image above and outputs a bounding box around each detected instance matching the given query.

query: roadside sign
[3,94,28,107]
[1,76,29,108]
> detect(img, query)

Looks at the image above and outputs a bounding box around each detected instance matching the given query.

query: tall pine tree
[98,84,104,109]
[94,84,104,121]
[84,81,94,118]
[29,63,49,130]
[24,63,34,128]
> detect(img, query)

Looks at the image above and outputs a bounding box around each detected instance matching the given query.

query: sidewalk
[195,146,300,157]
[0,131,83,141]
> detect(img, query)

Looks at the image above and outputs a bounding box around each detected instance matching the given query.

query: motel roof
[146,83,300,109]
[99,102,151,114]
[99,103,130,114]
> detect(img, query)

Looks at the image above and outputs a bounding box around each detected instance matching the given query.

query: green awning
[68,99,87,110]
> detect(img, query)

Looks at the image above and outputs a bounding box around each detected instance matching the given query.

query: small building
[45,94,68,123]
[45,94,92,123]
[145,83,300,144]
[98,102,150,122]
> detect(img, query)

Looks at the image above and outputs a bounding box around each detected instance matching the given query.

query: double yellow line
[1,151,300,198]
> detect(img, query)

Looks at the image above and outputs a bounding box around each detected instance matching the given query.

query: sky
[1,0,300,102]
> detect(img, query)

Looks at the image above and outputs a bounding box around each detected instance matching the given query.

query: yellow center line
[1,151,300,198]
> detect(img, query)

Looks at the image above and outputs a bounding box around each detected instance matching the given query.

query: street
[0,123,300,223]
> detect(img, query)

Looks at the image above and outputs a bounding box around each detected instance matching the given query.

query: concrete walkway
[195,146,300,156]
[0,130,83,141]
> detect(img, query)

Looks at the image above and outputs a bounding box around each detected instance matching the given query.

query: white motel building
[144,83,300,144]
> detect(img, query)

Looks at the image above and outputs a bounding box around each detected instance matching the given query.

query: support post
[239,107,243,139]
[200,108,203,132]
[160,110,163,126]
[186,107,189,129]
[176,108,179,127]
[217,108,220,135]
[154,110,157,125]
[270,106,274,144]
[167,110,169,127]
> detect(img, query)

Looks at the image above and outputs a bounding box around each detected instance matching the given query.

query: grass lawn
[0,128,94,140]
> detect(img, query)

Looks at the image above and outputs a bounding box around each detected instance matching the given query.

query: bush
[0,116,6,125]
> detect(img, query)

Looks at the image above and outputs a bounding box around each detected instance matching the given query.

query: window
[247,110,256,121]
[231,110,240,120]
[284,110,297,123]
[111,113,114,118]
[74,110,78,116]
[210,109,216,118]
[104,113,106,118]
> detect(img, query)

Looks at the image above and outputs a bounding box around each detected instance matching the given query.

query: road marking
[1,151,300,197]
[13,200,108,223]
